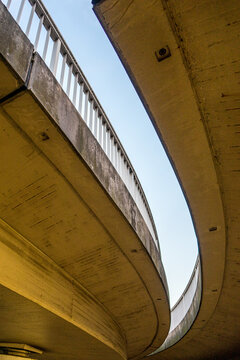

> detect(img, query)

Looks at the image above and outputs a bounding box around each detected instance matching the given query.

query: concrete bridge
[0,0,239,359]
[93,0,240,359]
[0,0,170,359]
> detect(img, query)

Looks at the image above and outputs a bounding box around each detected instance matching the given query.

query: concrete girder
[0,2,170,359]
[93,0,240,358]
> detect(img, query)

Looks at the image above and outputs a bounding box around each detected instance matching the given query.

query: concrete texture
[93,0,240,358]
[0,1,33,96]
[0,219,125,360]
[0,2,170,359]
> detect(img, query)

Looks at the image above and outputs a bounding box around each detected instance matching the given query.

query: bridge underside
[0,2,170,359]
[94,0,240,358]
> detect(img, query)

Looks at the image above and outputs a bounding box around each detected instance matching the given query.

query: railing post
[16,0,25,24]
[60,54,67,86]
[6,0,12,9]
[84,91,89,123]
[26,3,36,37]
[93,108,98,138]
[98,115,103,146]
[72,73,78,106]
[89,100,94,130]
[78,83,84,115]
[50,38,61,76]
[34,15,44,51]
[66,63,73,96]
[102,122,106,152]
[42,27,51,62]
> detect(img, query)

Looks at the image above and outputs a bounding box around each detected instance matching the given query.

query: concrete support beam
[93,0,240,358]
[0,218,126,360]
[0,2,170,358]
[93,1,225,348]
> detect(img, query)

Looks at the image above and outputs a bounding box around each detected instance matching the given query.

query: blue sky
[8,0,198,306]
[44,0,198,306]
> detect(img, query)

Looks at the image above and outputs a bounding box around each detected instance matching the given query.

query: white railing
[150,256,201,354]
[169,256,200,331]
[2,0,159,247]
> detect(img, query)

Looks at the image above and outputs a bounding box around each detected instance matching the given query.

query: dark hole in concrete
[212,289,218,292]
[159,48,167,56]
[209,226,217,232]
[131,249,137,253]
[40,132,50,141]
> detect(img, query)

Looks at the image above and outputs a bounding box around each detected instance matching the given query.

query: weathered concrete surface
[0,2,170,359]
[94,0,240,358]
[0,2,33,96]
[0,218,125,360]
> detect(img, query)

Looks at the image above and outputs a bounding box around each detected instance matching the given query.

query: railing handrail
[150,255,201,355]
[3,0,159,247]
[171,255,200,311]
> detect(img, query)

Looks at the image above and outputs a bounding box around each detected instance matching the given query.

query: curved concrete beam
[0,218,125,360]
[0,2,170,358]
[93,0,226,354]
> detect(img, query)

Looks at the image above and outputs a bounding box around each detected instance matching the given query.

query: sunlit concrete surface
[94,0,240,358]
[0,1,170,359]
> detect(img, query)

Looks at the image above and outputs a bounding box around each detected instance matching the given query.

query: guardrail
[170,256,200,330]
[2,0,159,247]
[150,255,201,354]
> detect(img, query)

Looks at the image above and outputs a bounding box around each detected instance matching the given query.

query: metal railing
[169,256,200,331]
[150,256,201,354]
[2,0,159,247]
